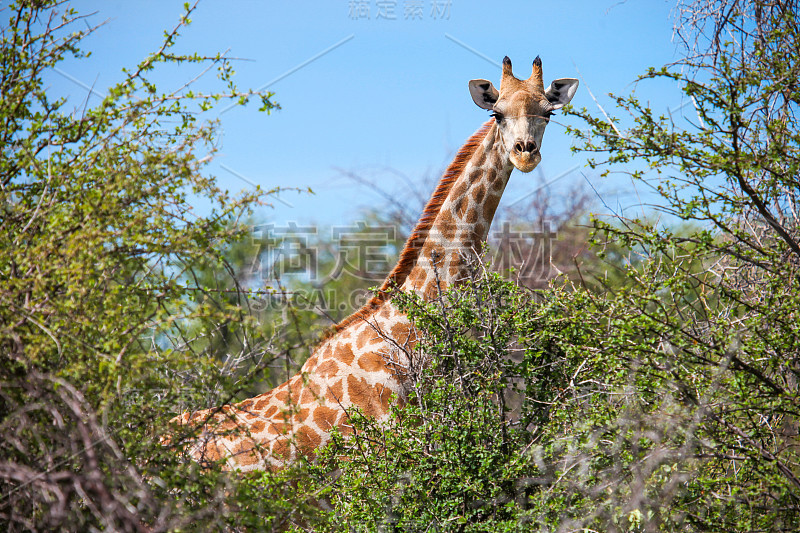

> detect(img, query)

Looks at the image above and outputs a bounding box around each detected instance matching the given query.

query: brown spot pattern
[327,379,344,403]
[372,383,392,414]
[217,419,236,431]
[202,440,222,462]
[347,375,382,417]
[451,180,468,200]
[483,193,501,222]
[472,183,486,203]
[233,439,259,466]
[422,243,445,264]
[456,197,469,218]
[313,405,339,429]
[320,344,333,360]
[315,359,339,379]
[357,351,386,373]
[407,266,427,287]
[267,422,288,435]
[339,343,355,365]
[272,439,291,461]
[274,387,289,403]
[391,322,411,342]
[296,427,322,454]
[438,210,457,241]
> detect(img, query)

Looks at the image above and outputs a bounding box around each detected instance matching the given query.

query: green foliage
[307,269,583,531]
[566,0,800,514]
[308,243,797,531]
[305,2,800,531]
[0,1,316,530]
[551,1,800,529]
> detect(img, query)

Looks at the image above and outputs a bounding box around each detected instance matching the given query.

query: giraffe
[171,56,578,472]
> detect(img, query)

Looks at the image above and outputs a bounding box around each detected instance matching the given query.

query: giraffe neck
[401,121,512,296]
[173,120,515,472]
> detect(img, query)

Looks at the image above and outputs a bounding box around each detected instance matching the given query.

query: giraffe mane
[320,119,495,340]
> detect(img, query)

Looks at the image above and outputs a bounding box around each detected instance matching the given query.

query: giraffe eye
[490,111,504,123]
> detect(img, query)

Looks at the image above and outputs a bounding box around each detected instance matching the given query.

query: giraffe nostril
[514,140,538,154]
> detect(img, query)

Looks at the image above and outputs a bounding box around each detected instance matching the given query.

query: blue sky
[49,0,682,227]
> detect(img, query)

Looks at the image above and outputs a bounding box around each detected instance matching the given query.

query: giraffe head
[468,56,578,173]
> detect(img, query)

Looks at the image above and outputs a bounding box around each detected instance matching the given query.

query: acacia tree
[547,0,800,529]
[0,2,320,531]
[307,1,800,531]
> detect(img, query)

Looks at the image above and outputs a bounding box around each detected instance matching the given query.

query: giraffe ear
[545,78,579,110]
[468,79,499,110]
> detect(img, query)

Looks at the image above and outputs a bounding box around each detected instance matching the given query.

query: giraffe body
[172,57,577,471]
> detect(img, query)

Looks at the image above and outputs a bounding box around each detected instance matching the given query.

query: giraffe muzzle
[510,139,541,173]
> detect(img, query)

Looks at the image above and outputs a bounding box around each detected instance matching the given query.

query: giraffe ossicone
[170,56,578,472]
